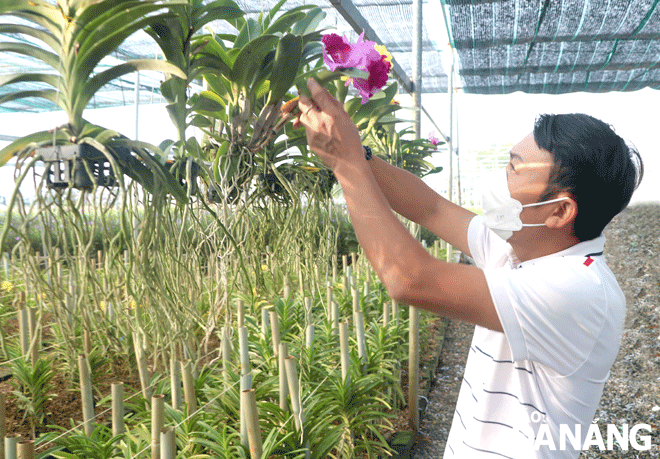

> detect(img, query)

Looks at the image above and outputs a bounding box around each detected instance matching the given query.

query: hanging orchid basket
[39,144,131,190]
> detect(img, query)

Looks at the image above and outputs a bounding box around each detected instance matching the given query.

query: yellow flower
[128,299,137,309]
[99,300,106,312]
[374,44,392,63]
[261,264,269,272]
[1,281,12,292]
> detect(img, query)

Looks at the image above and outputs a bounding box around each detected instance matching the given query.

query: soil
[414,203,660,458]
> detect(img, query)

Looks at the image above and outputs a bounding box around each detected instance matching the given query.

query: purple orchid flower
[322,32,392,104]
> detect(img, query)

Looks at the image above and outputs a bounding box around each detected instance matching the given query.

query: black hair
[533,113,644,242]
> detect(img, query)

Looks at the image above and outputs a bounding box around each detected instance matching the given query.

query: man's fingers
[307,78,339,113]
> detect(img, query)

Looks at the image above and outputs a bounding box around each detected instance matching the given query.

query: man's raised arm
[368,156,476,257]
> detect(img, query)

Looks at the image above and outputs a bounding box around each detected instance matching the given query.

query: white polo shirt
[444,215,626,459]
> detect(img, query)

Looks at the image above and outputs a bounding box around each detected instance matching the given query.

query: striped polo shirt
[444,216,625,459]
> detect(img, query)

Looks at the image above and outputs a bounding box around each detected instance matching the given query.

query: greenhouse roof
[2,0,659,116]
[442,0,660,94]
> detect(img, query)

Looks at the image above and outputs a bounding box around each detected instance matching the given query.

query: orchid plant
[0,0,190,203]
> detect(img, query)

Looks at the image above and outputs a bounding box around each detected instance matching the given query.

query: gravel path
[413,203,660,458]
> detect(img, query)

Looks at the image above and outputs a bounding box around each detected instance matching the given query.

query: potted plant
[0,0,189,202]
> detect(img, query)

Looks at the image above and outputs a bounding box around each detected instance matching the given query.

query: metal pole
[134,71,140,140]
[456,89,462,207]
[408,0,423,433]
[447,48,455,263]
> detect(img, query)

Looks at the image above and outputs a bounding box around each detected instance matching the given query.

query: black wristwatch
[363,145,373,161]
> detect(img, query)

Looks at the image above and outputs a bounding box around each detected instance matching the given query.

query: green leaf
[0,23,59,51]
[0,42,59,69]
[291,7,326,36]
[76,59,186,124]
[0,73,60,90]
[196,0,244,30]
[192,91,226,112]
[339,67,370,80]
[234,17,261,50]
[212,140,230,184]
[261,0,289,29]
[190,115,213,128]
[0,89,64,112]
[267,34,303,104]
[230,35,278,89]
[263,10,307,36]
[0,129,69,167]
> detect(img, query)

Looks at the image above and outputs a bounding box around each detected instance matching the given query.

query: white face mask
[481,168,569,241]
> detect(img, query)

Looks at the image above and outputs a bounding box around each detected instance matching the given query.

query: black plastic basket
[38,144,130,189]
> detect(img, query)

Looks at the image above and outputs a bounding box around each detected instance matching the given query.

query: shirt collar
[508,234,606,269]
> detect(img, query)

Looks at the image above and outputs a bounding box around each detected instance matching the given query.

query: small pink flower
[428,132,441,147]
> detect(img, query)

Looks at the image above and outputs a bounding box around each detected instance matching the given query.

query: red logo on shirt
[584,257,594,267]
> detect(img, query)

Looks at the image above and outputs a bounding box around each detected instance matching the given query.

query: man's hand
[292,78,365,175]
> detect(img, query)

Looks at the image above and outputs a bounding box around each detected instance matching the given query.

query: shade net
[442,0,660,94]
[0,0,448,114]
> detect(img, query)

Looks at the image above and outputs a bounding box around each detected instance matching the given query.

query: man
[292,78,644,458]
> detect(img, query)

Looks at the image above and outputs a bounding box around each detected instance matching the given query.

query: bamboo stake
[4,435,19,459]
[134,335,152,402]
[83,328,91,357]
[237,299,245,328]
[269,309,280,357]
[78,355,94,436]
[181,360,196,416]
[18,307,28,358]
[354,311,367,369]
[242,389,262,459]
[261,308,269,337]
[284,357,302,432]
[170,357,182,410]
[221,326,232,385]
[2,253,10,280]
[27,308,37,366]
[383,302,390,328]
[111,383,124,445]
[332,257,337,284]
[304,297,312,326]
[298,262,304,297]
[238,326,250,378]
[352,288,359,315]
[392,299,399,328]
[339,322,350,383]
[408,307,420,430]
[332,301,339,336]
[278,343,289,412]
[16,441,33,459]
[326,283,333,322]
[0,394,5,459]
[305,325,314,349]
[283,277,291,300]
[151,394,165,459]
[238,326,252,450]
[160,427,176,459]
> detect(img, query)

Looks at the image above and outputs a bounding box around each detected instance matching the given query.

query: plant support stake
[112,383,124,451]
[242,389,263,459]
[78,355,94,436]
[151,394,165,459]
[4,435,19,459]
